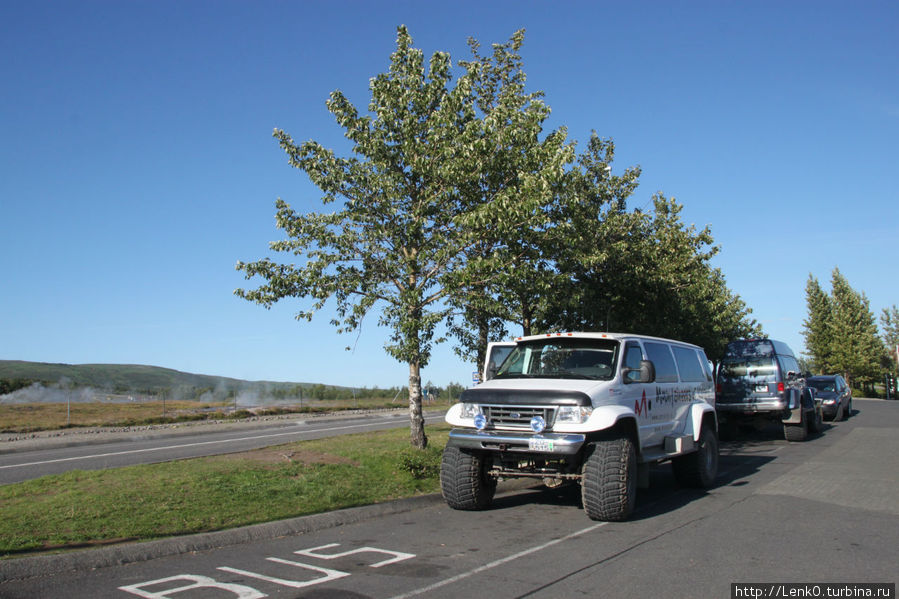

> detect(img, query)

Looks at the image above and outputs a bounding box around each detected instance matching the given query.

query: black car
[806,375,852,421]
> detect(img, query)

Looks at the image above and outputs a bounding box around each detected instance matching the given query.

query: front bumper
[821,401,840,418]
[447,428,586,455]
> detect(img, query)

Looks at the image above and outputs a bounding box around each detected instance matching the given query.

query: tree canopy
[236,26,760,447]
[802,268,886,390]
[881,305,899,375]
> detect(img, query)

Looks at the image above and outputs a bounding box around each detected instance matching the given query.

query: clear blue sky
[2,1,896,389]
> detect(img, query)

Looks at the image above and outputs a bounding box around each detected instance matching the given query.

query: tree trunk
[408,360,428,449]
[476,310,489,374]
[520,293,533,337]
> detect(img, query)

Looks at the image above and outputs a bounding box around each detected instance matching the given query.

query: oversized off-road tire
[581,437,637,521]
[784,410,809,442]
[440,445,496,510]
[672,423,719,488]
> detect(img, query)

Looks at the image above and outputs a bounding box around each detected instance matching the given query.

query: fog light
[474,414,488,430]
[530,415,546,433]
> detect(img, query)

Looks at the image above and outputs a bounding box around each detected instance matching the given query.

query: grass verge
[0,425,449,557]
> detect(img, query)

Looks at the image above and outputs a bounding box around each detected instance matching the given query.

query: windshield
[719,358,777,383]
[808,379,836,392]
[495,338,619,381]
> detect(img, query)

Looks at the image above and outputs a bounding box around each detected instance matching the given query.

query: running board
[640,435,695,463]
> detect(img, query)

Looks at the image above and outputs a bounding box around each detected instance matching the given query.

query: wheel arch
[584,416,639,452]
[687,403,718,442]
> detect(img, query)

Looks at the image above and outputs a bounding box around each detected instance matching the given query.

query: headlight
[556,406,593,424]
[460,403,482,419]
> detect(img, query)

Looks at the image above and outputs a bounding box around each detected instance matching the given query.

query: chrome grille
[483,405,556,429]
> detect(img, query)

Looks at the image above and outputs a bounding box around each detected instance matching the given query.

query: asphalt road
[1,399,897,598]
[0,411,446,485]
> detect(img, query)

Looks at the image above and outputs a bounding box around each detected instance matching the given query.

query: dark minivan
[716,339,823,442]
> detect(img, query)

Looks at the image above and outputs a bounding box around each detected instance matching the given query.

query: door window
[644,342,678,383]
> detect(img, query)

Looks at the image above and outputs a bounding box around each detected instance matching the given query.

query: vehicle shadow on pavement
[720,418,835,444]
[627,453,777,521]
[485,451,777,521]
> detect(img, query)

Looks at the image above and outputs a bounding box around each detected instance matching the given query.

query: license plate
[755,385,768,393]
[528,438,554,452]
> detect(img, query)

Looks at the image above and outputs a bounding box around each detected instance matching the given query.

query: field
[0,397,427,433]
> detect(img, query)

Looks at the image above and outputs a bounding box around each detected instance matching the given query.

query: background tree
[541,134,642,334]
[802,274,834,373]
[881,305,899,375]
[548,192,760,362]
[444,30,573,368]
[803,268,885,392]
[237,27,490,449]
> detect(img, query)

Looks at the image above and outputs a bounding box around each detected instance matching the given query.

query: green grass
[0,426,450,557]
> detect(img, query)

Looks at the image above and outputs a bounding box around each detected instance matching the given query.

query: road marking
[293,543,415,568]
[119,574,265,599]
[0,416,442,470]
[218,558,350,589]
[386,523,607,599]
[120,543,415,597]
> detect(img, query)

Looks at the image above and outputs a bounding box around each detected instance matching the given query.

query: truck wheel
[440,445,496,510]
[672,423,719,488]
[784,410,809,442]
[581,437,636,521]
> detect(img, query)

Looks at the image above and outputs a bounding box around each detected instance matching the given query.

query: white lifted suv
[441,332,719,521]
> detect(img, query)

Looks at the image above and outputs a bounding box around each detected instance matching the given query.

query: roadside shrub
[396,446,442,479]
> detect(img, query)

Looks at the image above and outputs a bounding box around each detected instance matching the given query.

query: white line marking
[0,416,442,470]
[386,522,607,599]
[218,558,350,589]
[293,543,415,568]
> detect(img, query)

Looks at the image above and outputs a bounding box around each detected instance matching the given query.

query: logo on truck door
[635,390,651,417]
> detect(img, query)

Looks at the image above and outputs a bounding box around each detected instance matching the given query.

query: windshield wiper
[553,372,597,380]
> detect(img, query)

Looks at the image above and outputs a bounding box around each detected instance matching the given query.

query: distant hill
[0,360,318,396]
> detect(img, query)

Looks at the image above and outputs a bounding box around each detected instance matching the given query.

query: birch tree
[237,27,484,448]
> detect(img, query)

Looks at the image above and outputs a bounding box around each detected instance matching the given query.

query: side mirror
[624,360,655,384]
[485,361,498,381]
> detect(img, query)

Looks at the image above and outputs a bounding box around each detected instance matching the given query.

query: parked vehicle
[806,375,852,421]
[441,332,719,521]
[715,339,823,441]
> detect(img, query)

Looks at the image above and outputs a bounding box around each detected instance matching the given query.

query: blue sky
[1,1,896,389]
